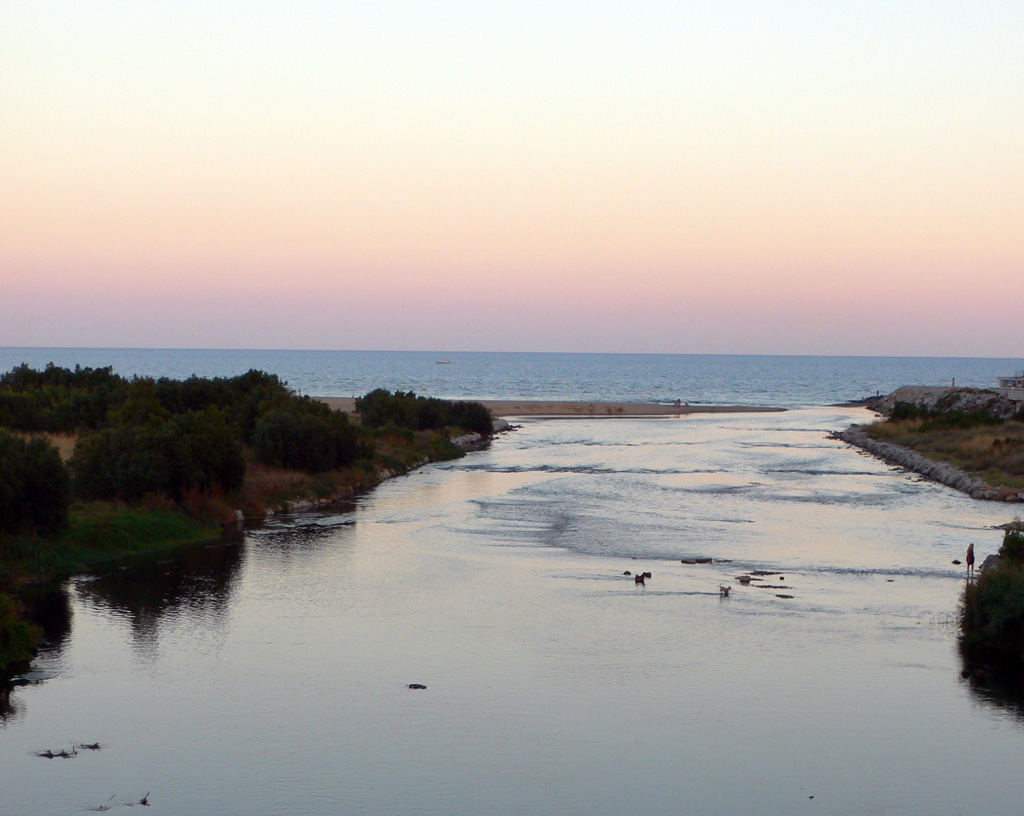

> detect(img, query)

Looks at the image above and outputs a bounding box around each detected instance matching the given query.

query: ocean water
[3,406,1024,815]
[1,347,1021,406]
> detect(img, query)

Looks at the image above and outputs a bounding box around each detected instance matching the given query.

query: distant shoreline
[315,397,786,418]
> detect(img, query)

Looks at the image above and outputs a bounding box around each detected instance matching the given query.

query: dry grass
[16,431,78,461]
[866,418,1024,488]
[241,462,310,514]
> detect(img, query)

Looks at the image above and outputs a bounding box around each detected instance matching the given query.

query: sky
[2,1,1022,355]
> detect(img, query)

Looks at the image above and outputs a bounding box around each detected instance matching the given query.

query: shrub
[961,529,1024,665]
[253,405,369,473]
[1000,530,1024,564]
[890,401,929,421]
[356,389,492,435]
[961,562,1024,661]
[0,429,70,536]
[0,364,126,432]
[71,409,245,502]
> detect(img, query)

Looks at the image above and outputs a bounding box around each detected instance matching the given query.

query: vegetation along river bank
[0,365,494,674]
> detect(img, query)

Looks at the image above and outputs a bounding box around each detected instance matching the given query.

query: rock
[838,423,1020,503]
[869,386,1020,421]
[234,509,245,523]
[407,683,427,690]
[952,559,962,565]
[980,554,1002,573]
[451,433,489,452]
[492,418,511,433]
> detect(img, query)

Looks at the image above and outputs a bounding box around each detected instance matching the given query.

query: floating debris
[35,747,76,759]
[776,594,795,599]
[407,683,427,690]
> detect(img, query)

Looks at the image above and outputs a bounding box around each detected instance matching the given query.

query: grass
[0,502,220,674]
[864,416,1024,489]
[0,503,221,588]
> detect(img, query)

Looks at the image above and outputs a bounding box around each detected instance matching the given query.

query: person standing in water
[966,543,975,577]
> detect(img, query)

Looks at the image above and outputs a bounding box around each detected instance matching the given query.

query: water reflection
[22,584,73,658]
[0,683,19,723]
[1,586,71,723]
[75,539,245,656]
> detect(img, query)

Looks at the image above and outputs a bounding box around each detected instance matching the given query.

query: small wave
[763,468,887,477]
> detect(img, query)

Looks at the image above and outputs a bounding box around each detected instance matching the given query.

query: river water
[3,406,1022,815]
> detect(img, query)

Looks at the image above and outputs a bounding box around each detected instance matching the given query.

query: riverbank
[0,504,223,673]
[834,386,1024,502]
[317,397,785,417]
[6,407,1021,816]
[836,425,1024,502]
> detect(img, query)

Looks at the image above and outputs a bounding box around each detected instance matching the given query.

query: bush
[0,365,297,437]
[0,429,70,536]
[961,529,1024,665]
[1000,530,1024,564]
[356,389,492,435]
[961,562,1024,662]
[253,405,369,473]
[0,364,125,432]
[71,409,246,502]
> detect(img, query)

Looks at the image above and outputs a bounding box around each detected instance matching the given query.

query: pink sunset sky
[2,1,1022,356]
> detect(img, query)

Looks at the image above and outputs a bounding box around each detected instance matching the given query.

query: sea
[0,347,1020,406]
[2,349,1024,815]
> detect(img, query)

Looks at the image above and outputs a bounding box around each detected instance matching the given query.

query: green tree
[0,430,70,536]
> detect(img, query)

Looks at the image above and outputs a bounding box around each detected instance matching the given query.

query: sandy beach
[316,397,785,417]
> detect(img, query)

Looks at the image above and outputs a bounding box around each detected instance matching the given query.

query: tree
[0,430,70,536]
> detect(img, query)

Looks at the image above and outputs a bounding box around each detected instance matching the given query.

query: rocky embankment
[864,386,1022,421]
[836,386,1023,503]
[835,425,1023,502]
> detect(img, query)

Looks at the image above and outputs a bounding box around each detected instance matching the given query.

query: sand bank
[316,397,784,417]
